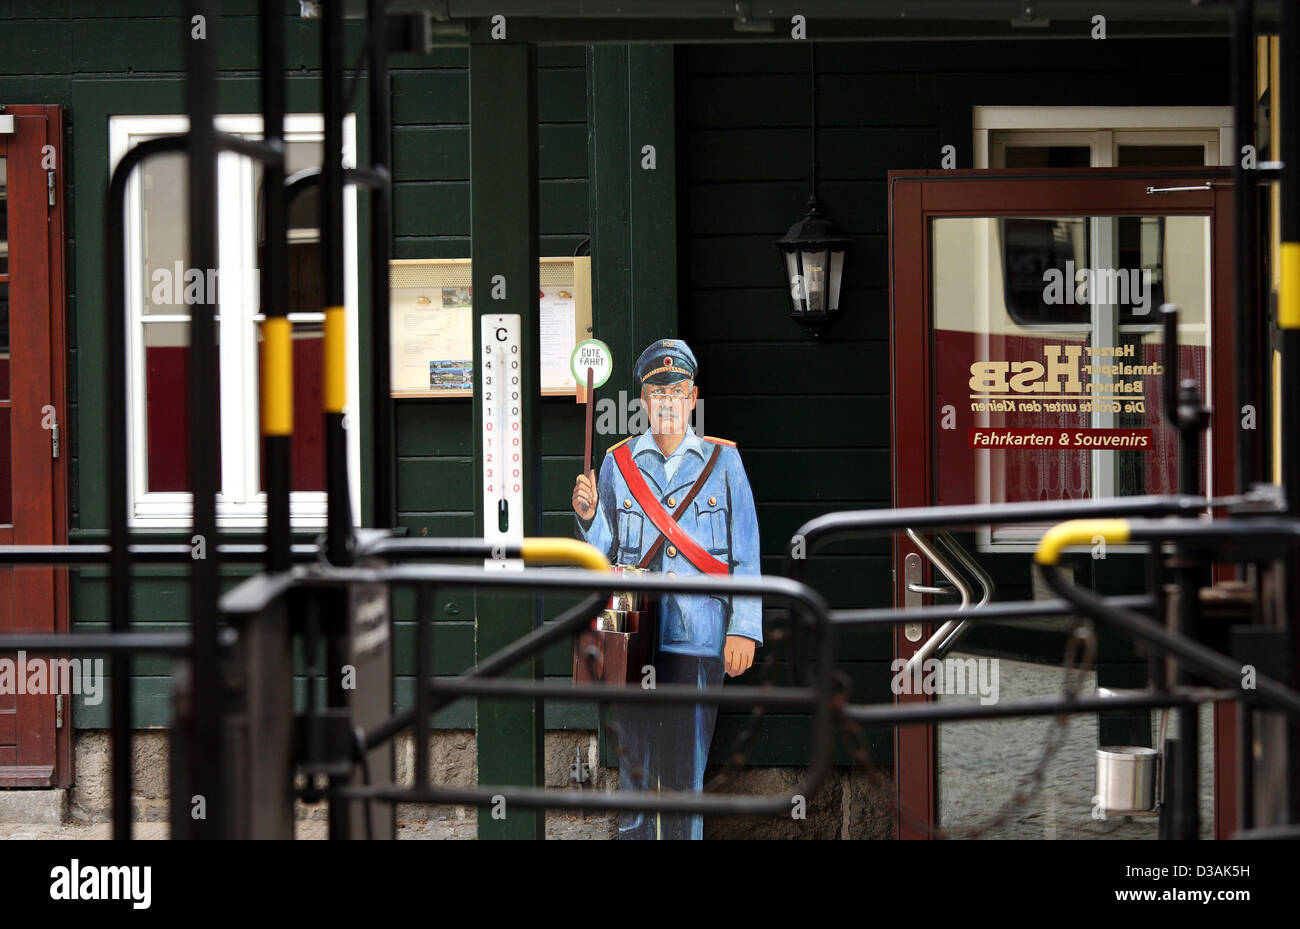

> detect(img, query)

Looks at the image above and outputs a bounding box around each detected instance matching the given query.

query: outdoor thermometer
[481,314,523,570]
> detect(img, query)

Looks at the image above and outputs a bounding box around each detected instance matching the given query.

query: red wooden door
[0,105,70,786]
[888,168,1238,839]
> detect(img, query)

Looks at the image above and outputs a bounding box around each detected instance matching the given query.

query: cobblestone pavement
[935,654,1214,839]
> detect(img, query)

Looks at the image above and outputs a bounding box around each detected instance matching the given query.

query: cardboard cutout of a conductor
[572,339,762,839]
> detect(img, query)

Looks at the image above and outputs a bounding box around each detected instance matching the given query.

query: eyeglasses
[646,385,692,400]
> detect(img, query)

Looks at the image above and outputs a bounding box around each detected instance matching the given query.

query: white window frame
[973,105,1233,168]
[109,114,362,530]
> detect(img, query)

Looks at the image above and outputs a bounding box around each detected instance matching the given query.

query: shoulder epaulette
[606,436,634,453]
[702,436,736,447]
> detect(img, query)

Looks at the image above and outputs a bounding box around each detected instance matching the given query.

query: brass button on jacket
[667,545,677,557]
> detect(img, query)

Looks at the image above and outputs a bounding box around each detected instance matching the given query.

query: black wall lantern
[775,45,850,339]
[777,197,850,338]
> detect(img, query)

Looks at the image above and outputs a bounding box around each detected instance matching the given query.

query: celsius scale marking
[481,314,523,570]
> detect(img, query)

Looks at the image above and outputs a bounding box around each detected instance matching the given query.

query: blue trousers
[614,650,724,840]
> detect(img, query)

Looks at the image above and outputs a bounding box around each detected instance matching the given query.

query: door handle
[906,582,956,595]
[904,529,973,608]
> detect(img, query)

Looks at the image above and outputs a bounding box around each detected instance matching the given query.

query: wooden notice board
[389,257,593,397]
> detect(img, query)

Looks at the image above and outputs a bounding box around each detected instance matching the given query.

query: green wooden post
[587,45,680,395]
[627,45,679,350]
[470,40,543,840]
[587,44,634,399]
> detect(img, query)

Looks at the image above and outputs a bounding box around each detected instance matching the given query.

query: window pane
[1000,217,1090,326]
[255,139,322,244]
[144,321,222,491]
[255,141,326,493]
[1116,216,1167,324]
[286,140,322,233]
[256,319,325,492]
[1117,145,1205,167]
[141,151,193,316]
[1003,146,1091,168]
[931,214,1211,510]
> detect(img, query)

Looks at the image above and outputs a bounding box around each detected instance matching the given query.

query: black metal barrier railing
[210,497,1300,837]
[218,557,837,825]
[0,543,324,565]
[1039,554,1300,720]
[777,489,1300,838]
[11,501,1300,837]
[781,493,1207,685]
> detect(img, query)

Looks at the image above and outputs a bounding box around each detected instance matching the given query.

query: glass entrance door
[889,170,1237,839]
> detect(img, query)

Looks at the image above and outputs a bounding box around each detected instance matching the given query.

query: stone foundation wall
[66,730,895,838]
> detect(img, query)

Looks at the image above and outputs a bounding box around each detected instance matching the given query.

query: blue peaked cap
[634,338,698,386]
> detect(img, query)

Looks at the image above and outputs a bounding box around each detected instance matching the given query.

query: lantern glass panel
[784,251,802,313]
[829,249,844,311]
[803,249,828,314]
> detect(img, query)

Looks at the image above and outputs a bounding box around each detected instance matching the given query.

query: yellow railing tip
[1280,242,1300,330]
[519,537,608,572]
[1034,518,1130,566]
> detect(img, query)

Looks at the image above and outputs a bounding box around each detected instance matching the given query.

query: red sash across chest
[612,443,728,575]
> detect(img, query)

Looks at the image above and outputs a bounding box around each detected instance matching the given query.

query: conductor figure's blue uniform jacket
[576,425,762,656]
[575,337,761,839]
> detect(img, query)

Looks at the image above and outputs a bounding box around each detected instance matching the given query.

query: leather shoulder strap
[638,445,722,568]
